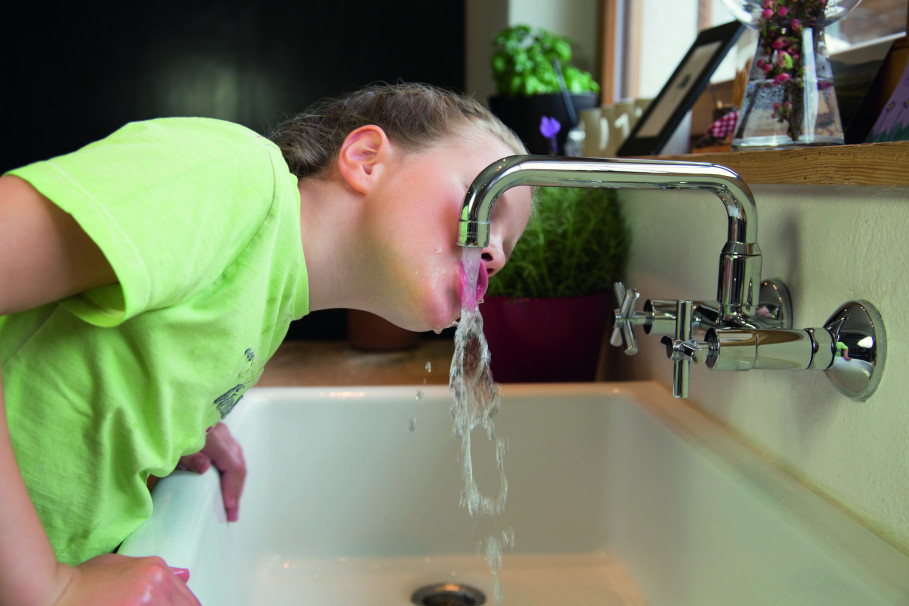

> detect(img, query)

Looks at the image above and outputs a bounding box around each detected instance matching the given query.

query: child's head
[278,82,532,333]
[269,82,526,179]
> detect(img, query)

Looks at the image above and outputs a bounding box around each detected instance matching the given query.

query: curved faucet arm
[459,155,763,320]
[458,155,758,248]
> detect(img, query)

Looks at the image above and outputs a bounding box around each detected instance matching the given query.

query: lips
[458,257,489,311]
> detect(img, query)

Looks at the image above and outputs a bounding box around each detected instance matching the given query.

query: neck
[297,177,366,313]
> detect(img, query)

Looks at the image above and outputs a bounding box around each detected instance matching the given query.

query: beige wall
[614,184,909,552]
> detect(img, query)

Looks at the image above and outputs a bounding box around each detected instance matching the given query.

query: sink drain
[411,583,486,606]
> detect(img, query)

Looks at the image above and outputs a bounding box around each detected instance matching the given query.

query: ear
[336,125,391,194]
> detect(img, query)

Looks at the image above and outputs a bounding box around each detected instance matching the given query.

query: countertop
[257,339,456,387]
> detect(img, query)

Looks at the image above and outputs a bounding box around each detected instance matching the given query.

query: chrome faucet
[459,155,886,401]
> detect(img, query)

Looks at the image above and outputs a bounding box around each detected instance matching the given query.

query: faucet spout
[459,155,762,320]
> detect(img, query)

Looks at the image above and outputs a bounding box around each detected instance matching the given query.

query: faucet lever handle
[659,300,697,399]
[610,282,641,355]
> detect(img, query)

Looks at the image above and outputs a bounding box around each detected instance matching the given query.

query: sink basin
[120,382,909,605]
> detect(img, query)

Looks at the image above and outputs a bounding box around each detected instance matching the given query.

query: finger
[174,576,202,606]
[177,452,211,474]
[200,423,242,465]
[169,566,191,583]
[220,467,245,522]
[165,565,201,606]
[204,424,247,521]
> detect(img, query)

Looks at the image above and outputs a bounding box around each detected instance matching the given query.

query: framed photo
[618,20,745,157]
[831,35,897,144]
[866,59,909,143]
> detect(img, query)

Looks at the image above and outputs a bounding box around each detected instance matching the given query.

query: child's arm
[0,175,200,605]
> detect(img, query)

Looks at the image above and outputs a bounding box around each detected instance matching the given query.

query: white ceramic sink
[120,382,909,605]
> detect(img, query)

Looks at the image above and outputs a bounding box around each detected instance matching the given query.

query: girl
[0,82,532,605]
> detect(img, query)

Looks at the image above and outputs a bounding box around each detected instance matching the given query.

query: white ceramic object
[120,382,909,605]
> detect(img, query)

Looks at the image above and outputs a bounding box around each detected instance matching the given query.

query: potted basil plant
[488,24,600,155]
[480,186,629,382]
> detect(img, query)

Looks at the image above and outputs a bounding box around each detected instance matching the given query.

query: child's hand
[177,422,247,522]
[53,553,200,605]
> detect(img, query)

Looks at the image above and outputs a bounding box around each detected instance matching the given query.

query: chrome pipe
[643,299,722,337]
[706,327,835,371]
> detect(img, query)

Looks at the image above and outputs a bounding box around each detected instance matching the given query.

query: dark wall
[1,1,465,341]
[0,1,465,173]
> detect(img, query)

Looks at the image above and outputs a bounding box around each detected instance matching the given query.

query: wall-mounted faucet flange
[824,301,886,401]
[753,279,791,330]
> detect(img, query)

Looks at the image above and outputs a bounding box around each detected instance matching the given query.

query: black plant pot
[489,92,599,155]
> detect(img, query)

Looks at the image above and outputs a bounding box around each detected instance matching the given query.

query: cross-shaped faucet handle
[610,282,641,355]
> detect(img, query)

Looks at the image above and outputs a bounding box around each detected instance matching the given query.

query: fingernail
[170,567,191,582]
[225,501,239,522]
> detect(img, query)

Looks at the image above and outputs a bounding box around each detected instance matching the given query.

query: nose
[481,238,506,277]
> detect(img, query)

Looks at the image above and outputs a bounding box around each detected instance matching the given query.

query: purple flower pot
[479,293,613,383]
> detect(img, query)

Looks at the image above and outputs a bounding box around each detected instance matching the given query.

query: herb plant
[491,24,600,97]
[487,187,629,299]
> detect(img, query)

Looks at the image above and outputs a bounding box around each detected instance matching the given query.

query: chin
[407,314,455,334]
[384,288,460,333]
[409,305,460,334]
[377,308,439,334]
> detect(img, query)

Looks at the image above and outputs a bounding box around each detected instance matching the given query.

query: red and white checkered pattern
[707,110,739,139]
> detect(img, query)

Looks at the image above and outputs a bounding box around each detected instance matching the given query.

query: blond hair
[268,82,526,179]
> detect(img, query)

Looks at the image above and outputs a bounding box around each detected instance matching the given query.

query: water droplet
[425,361,432,373]
[409,417,417,431]
[502,527,515,548]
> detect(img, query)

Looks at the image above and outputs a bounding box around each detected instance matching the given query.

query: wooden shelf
[656,141,909,187]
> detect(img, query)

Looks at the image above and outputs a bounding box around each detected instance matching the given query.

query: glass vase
[721,0,861,150]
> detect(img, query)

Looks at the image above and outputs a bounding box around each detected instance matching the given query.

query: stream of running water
[448,247,513,605]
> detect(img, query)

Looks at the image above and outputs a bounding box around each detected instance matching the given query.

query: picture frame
[618,20,745,157]
[831,35,898,144]
[866,57,909,143]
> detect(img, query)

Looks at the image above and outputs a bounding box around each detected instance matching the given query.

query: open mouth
[458,258,488,311]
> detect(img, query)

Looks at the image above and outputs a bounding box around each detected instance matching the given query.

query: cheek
[504,208,533,259]
[389,186,468,330]
[420,251,463,325]
[383,247,461,332]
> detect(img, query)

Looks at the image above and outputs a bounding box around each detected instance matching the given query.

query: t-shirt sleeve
[7,118,283,326]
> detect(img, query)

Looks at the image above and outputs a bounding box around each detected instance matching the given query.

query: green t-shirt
[1,118,309,564]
